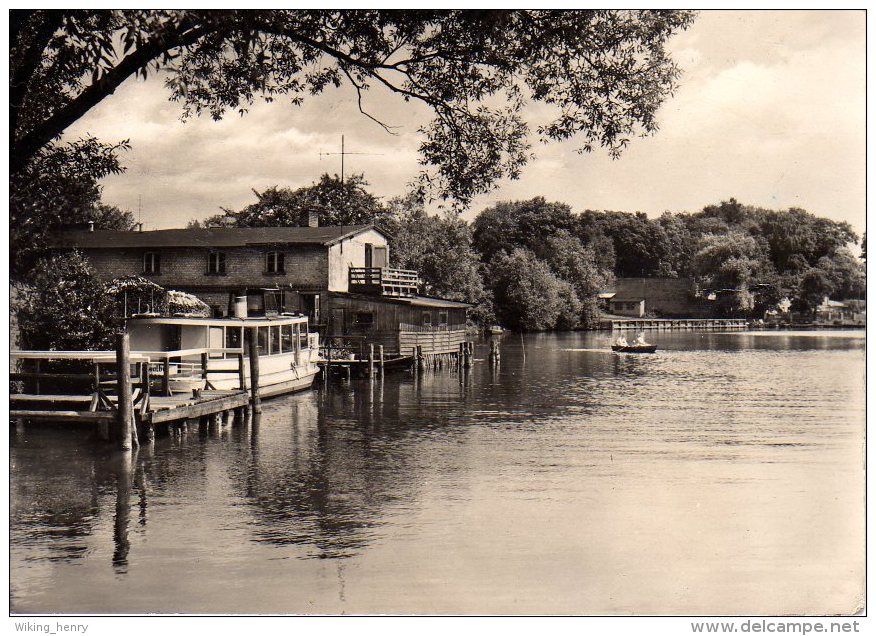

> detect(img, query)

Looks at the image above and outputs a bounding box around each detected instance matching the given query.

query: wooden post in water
[368,344,375,378]
[162,354,171,396]
[201,352,209,384]
[115,332,134,451]
[463,341,473,368]
[417,345,425,372]
[237,352,246,391]
[378,345,384,375]
[246,327,262,414]
[489,340,500,365]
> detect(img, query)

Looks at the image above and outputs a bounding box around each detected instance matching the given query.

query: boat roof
[53,224,383,249]
[126,314,309,327]
[610,297,644,303]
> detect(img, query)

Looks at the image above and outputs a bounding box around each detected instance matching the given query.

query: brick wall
[82,245,329,290]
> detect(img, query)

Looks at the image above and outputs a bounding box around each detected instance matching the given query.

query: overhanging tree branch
[11,19,208,173]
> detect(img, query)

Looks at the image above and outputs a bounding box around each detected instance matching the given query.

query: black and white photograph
[7,6,867,628]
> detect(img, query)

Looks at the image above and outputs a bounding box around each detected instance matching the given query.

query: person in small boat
[634,332,649,346]
[616,335,629,347]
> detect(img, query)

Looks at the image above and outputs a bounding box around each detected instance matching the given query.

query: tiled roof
[53,225,379,249]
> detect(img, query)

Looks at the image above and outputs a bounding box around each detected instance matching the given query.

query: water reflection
[237,377,445,558]
[9,331,865,614]
[111,451,133,573]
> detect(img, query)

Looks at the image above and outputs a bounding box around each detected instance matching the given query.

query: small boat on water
[611,343,658,354]
[487,325,505,335]
[611,332,657,353]
[126,311,320,397]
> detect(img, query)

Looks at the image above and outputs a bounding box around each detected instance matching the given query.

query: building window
[422,312,432,327]
[143,252,160,274]
[207,251,226,275]
[353,312,374,329]
[438,311,448,326]
[265,251,285,274]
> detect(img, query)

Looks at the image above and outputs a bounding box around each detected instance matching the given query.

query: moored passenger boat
[127,313,320,397]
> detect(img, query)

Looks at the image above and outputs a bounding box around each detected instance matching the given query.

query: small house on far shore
[607,296,645,318]
[52,223,469,357]
[814,297,866,326]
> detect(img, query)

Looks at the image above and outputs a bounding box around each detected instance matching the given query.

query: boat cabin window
[422,312,432,327]
[209,327,224,359]
[298,323,308,350]
[280,324,293,352]
[225,327,242,351]
[256,327,268,355]
[438,311,448,326]
[270,326,281,355]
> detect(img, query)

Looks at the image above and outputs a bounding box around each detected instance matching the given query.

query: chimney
[88,221,95,232]
[137,222,144,232]
[307,210,319,228]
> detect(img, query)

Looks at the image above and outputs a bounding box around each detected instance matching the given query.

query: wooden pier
[10,333,258,448]
[601,318,748,331]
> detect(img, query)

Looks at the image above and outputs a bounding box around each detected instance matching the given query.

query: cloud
[64,10,864,234]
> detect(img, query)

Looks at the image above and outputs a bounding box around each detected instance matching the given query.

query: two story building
[54,224,469,356]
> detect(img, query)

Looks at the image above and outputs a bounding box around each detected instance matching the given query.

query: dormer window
[265,251,285,274]
[143,252,160,275]
[207,251,226,275]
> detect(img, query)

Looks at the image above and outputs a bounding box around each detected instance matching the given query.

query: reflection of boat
[611,344,657,354]
[127,313,320,397]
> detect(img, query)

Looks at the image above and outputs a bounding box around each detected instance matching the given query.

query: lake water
[9,331,865,615]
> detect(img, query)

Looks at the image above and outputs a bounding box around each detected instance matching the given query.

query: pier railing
[348,267,419,297]
[11,331,270,450]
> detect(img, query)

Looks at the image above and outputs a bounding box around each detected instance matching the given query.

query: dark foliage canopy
[11,9,695,202]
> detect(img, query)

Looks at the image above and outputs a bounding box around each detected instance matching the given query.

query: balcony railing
[349,267,419,297]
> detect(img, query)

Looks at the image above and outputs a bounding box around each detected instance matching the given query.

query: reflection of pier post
[250,411,260,451]
[136,452,149,528]
[112,450,134,573]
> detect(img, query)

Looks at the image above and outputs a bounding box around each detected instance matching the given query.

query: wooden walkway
[600,318,748,330]
[10,332,267,449]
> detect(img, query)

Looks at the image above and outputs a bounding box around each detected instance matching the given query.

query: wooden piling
[246,327,262,414]
[489,340,500,364]
[378,345,384,374]
[368,344,375,378]
[162,356,171,396]
[463,341,473,368]
[201,352,209,382]
[237,352,246,391]
[115,332,134,451]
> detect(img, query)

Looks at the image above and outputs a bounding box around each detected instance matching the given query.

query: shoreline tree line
[192,175,866,331]
[9,10,864,347]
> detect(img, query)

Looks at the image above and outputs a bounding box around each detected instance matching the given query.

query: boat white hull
[169,352,319,397]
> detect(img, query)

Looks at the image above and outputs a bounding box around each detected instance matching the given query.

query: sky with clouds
[65,10,866,236]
